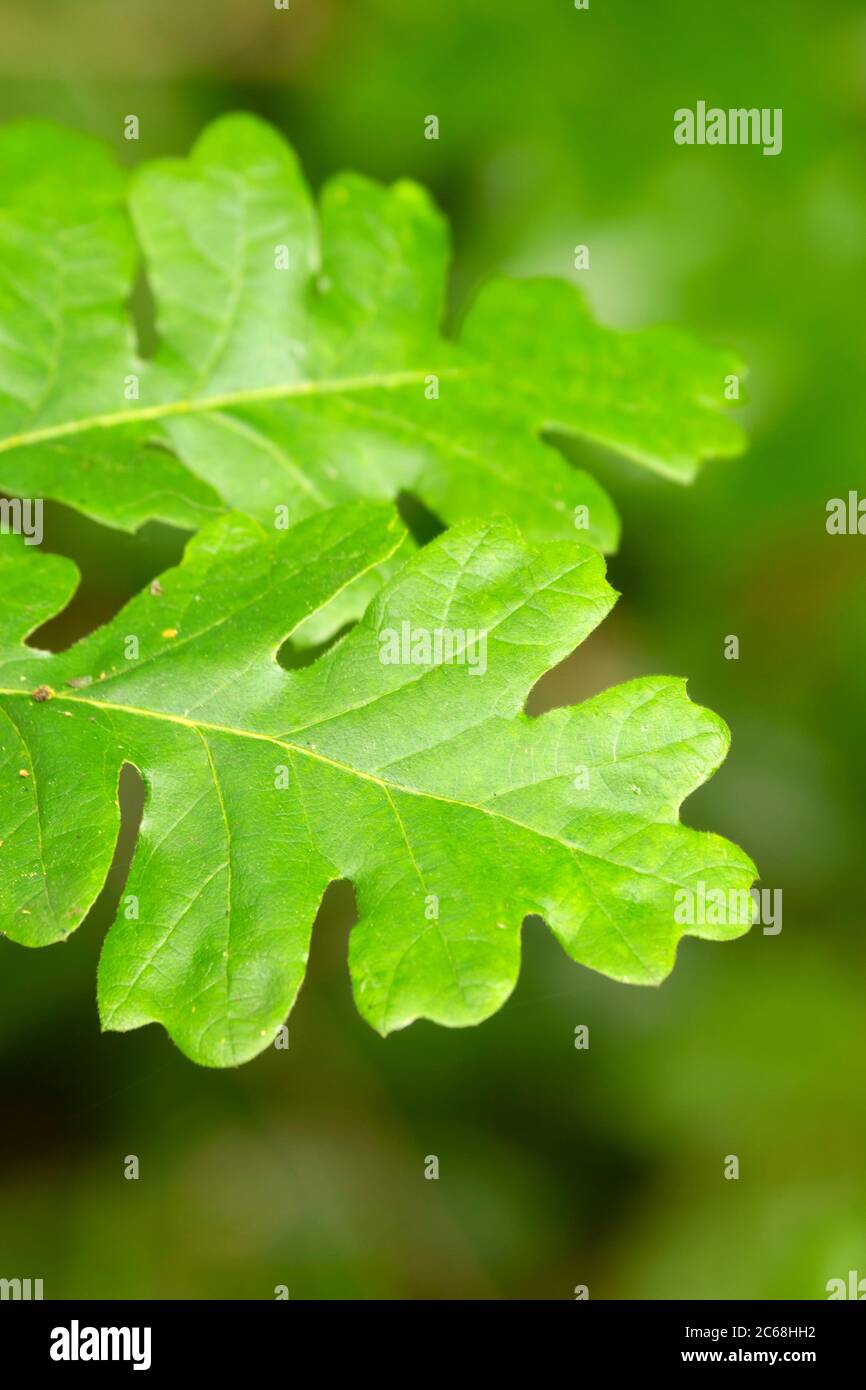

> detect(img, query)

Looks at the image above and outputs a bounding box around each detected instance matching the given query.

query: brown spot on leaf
[32,685,53,702]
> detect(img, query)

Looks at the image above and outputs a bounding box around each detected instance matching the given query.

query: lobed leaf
[0,508,755,1066]
[0,115,744,561]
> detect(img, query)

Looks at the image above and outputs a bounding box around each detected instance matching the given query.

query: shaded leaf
[0,115,744,557]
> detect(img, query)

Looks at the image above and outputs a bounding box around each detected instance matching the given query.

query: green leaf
[0,122,224,532]
[0,115,744,554]
[0,505,755,1066]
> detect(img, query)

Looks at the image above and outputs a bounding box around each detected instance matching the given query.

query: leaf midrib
[0,366,477,454]
[0,682,583,854]
[0,684,715,980]
[0,681,705,891]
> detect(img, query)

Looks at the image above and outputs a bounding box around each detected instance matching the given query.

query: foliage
[0,115,743,559]
[0,506,753,1064]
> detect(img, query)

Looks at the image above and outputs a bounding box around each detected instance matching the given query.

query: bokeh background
[1,0,864,1299]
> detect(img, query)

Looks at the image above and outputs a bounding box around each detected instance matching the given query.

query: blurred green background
[1,0,864,1299]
